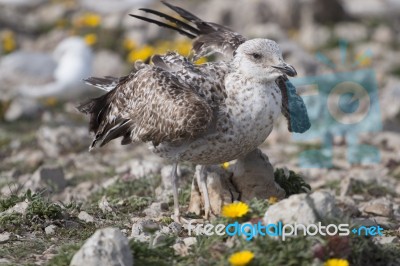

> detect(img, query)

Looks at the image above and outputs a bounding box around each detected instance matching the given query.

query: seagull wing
[78,63,221,149]
[277,76,311,133]
[131,1,246,60]
[151,52,229,108]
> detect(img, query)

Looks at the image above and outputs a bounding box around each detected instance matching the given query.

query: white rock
[264,191,340,225]
[334,23,368,42]
[231,149,285,202]
[131,219,159,242]
[117,159,163,179]
[143,202,168,218]
[70,227,133,266]
[37,126,91,157]
[183,237,197,247]
[152,233,166,247]
[2,201,29,215]
[25,165,66,193]
[373,236,399,245]
[4,97,42,121]
[372,25,393,44]
[45,225,58,235]
[99,196,113,213]
[78,211,95,223]
[363,198,393,217]
[0,232,11,243]
[299,23,330,50]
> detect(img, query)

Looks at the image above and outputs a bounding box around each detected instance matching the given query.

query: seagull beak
[272,64,297,77]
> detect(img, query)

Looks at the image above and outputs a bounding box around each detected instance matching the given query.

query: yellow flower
[324,258,349,266]
[123,38,137,51]
[175,39,192,56]
[128,45,154,62]
[154,40,173,54]
[229,250,254,266]
[84,33,97,46]
[222,201,249,218]
[2,30,16,53]
[195,57,207,65]
[221,162,230,169]
[75,13,101,28]
[43,97,58,107]
[268,196,278,204]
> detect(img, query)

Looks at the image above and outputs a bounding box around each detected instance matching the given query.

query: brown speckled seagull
[78,1,310,223]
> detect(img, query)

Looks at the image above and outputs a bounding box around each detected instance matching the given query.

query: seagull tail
[129,1,209,40]
[83,76,121,92]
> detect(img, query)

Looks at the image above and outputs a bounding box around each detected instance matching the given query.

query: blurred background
[0,0,400,264]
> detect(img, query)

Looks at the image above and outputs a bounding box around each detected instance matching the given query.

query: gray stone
[340,177,353,198]
[45,225,57,235]
[152,233,166,247]
[372,25,394,44]
[370,216,398,229]
[334,23,368,42]
[70,227,133,266]
[4,97,42,121]
[99,196,113,213]
[264,191,340,225]
[373,236,399,245]
[0,232,11,243]
[37,126,91,157]
[143,202,169,218]
[0,201,29,216]
[231,149,285,202]
[337,197,360,217]
[131,219,159,242]
[352,217,377,227]
[25,165,66,193]
[363,198,393,217]
[117,158,163,179]
[183,237,197,247]
[78,211,95,223]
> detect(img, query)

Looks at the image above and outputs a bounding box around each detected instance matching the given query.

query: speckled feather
[78,3,310,165]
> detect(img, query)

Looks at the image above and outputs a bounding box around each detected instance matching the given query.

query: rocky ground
[1,0,400,265]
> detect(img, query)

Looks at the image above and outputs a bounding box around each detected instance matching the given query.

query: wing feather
[131,2,246,60]
[78,65,215,149]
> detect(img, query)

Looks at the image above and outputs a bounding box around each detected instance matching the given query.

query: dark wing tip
[129,14,196,39]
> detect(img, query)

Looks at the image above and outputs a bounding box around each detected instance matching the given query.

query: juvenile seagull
[78,2,310,222]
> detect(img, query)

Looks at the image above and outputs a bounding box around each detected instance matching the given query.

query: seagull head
[233,38,297,82]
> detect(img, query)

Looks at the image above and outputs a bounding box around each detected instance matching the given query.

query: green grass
[351,180,396,198]
[47,243,82,266]
[130,235,178,266]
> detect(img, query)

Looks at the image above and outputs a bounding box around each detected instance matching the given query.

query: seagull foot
[171,214,189,224]
[203,209,217,220]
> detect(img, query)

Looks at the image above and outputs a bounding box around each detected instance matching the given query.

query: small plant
[274,168,311,197]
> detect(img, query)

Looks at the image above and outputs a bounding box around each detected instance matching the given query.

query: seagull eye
[251,53,262,59]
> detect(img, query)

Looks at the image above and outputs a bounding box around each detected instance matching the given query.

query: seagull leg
[197,165,214,219]
[171,162,181,223]
[171,162,188,224]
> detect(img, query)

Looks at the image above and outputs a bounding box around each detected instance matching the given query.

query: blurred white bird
[0,37,93,101]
